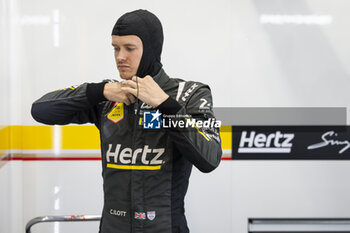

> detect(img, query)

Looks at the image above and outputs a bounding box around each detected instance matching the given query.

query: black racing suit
[31,69,222,233]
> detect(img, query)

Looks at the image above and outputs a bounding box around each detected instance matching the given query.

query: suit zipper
[131,100,141,233]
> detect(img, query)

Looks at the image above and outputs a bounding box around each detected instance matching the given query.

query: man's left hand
[121,75,169,107]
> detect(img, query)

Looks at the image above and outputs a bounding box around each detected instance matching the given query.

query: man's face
[112,35,143,80]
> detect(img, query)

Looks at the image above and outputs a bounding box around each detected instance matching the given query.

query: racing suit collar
[152,68,169,89]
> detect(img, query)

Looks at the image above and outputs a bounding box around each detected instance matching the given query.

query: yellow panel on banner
[61,125,100,149]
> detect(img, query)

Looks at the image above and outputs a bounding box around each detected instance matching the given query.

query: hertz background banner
[232,126,350,159]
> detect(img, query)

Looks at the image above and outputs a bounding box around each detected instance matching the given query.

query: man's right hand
[103,82,136,105]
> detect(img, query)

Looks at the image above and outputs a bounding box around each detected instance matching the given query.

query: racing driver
[31,9,222,233]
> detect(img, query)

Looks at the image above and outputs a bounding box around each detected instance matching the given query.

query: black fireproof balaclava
[112,9,163,78]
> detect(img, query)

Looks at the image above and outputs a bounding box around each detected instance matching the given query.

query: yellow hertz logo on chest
[107,102,124,123]
[106,144,165,170]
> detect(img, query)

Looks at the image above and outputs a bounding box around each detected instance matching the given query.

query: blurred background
[1,0,350,232]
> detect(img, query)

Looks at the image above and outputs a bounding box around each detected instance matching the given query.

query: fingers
[120,81,137,105]
[121,80,138,88]
[103,81,138,105]
[120,93,136,106]
[123,96,131,105]
[121,86,137,96]
[143,75,152,81]
[131,76,139,82]
[127,93,136,104]
[121,75,156,106]
[131,75,152,82]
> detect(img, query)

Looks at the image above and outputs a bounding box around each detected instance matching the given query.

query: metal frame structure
[25,215,101,233]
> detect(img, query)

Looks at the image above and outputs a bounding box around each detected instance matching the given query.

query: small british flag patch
[134,212,146,220]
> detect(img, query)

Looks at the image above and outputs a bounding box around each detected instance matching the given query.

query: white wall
[0,0,11,232]
[1,0,350,233]
[10,0,350,124]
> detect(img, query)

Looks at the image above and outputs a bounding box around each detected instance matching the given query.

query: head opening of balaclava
[112,9,163,78]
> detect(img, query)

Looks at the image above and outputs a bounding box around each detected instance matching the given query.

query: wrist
[103,82,112,100]
[157,96,182,114]
[155,93,169,108]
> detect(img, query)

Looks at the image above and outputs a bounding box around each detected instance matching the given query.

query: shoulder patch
[107,102,124,123]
